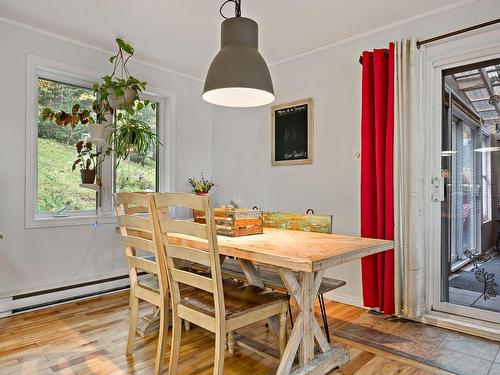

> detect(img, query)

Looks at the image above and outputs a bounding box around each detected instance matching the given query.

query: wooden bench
[221,210,346,342]
[221,258,346,295]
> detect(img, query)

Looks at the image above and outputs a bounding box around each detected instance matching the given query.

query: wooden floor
[0,290,445,375]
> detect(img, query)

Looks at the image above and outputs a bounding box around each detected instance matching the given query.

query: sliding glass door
[436,61,500,322]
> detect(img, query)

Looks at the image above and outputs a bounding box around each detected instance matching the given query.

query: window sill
[26,213,117,229]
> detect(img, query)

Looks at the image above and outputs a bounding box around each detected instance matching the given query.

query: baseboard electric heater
[0,274,134,317]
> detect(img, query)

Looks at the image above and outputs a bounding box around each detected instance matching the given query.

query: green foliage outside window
[37,78,158,212]
[37,80,96,212]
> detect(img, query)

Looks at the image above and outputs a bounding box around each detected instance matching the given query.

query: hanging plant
[41,39,151,129]
[94,38,147,110]
[41,104,95,129]
[42,37,162,186]
[41,99,112,145]
[111,104,161,164]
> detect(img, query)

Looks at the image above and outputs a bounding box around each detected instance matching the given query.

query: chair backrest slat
[170,268,214,293]
[166,244,212,267]
[126,205,150,215]
[118,191,151,207]
[114,192,169,300]
[118,215,152,232]
[154,192,206,212]
[128,256,158,274]
[152,192,226,323]
[123,235,157,253]
[161,219,208,240]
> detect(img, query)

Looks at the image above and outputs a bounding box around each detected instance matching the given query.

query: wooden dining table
[168,227,394,375]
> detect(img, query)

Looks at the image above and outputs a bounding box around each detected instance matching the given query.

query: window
[481,133,492,223]
[26,56,171,228]
[114,103,160,193]
[37,78,97,215]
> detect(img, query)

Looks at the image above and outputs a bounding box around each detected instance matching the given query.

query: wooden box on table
[194,208,263,237]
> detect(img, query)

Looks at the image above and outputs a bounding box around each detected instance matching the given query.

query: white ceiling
[0,0,471,79]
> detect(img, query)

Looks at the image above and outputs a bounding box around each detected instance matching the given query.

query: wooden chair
[152,192,289,375]
[221,210,346,343]
[114,192,169,375]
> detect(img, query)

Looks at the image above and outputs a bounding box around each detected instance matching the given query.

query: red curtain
[360,43,395,315]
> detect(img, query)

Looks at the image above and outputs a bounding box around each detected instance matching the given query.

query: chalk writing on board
[276,105,307,116]
[284,151,307,159]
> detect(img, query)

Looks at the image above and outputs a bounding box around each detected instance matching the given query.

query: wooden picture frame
[271,98,313,166]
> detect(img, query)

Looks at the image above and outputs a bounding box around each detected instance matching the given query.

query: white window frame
[25,54,176,228]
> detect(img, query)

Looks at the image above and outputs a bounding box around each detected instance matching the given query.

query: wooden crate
[195,208,263,237]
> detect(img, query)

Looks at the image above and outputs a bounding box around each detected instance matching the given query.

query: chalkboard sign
[272,98,313,166]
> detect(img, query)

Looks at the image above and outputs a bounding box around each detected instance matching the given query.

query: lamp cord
[219,0,241,19]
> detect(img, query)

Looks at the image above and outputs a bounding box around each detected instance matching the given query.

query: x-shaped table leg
[276,269,333,374]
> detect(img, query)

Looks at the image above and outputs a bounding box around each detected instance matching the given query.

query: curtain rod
[358,18,500,65]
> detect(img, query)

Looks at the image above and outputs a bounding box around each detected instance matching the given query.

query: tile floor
[334,310,500,375]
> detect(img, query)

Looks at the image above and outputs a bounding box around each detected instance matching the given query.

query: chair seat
[135,255,159,290]
[221,258,346,295]
[180,278,287,319]
[138,275,159,291]
[138,273,199,294]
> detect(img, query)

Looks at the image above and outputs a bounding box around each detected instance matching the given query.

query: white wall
[211,0,500,306]
[0,21,212,297]
[2,0,499,306]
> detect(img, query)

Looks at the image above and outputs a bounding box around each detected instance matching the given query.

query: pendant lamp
[203,0,275,107]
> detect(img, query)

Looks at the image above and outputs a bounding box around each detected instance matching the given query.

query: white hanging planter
[88,123,111,146]
[107,87,138,110]
[89,123,106,139]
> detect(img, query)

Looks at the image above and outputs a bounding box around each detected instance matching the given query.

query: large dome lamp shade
[203,3,274,107]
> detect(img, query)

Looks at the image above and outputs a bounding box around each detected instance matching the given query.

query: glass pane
[471,99,495,112]
[442,63,500,317]
[477,110,499,120]
[37,78,96,214]
[453,69,479,77]
[464,88,489,101]
[457,122,476,258]
[115,103,159,193]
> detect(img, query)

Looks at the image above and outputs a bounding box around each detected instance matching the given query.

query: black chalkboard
[272,99,313,166]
